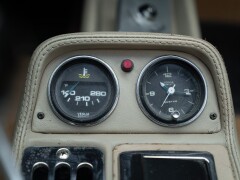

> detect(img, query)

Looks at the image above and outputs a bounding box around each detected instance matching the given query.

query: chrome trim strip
[32,162,49,179]
[77,162,94,169]
[54,162,71,170]
[32,162,49,169]
[143,155,210,163]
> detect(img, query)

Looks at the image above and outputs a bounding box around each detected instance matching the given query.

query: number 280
[90,91,107,96]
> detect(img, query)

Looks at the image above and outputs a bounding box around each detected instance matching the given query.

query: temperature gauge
[48,56,119,126]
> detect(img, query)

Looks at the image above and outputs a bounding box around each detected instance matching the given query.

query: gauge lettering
[77,112,90,118]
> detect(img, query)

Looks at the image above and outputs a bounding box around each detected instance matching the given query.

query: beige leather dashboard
[32,50,220,133]
[13,32,240,179]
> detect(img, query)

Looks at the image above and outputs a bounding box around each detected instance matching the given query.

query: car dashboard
[13,32,240,180]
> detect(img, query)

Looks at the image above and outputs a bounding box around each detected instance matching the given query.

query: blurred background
[0,0,239,142]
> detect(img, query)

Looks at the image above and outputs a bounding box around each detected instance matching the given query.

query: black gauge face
[49,56,119,126]
[137,56,207,127]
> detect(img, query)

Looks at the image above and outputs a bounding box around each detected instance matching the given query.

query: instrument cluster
[48,55,207,127]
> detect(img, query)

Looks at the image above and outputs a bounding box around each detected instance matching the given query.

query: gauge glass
[48,56,119,126]
[137,56,207,127]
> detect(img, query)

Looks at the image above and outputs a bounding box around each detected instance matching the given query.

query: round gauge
[48,56,119,126]
[137,55,207,127]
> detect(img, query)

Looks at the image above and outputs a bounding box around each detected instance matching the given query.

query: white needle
[161,84,175,107]
[161,93,170,107]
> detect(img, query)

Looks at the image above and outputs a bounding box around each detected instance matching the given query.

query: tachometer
[48,56,119,126]
[137,55,207,127]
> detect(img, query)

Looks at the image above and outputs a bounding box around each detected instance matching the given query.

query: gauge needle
[161,93,170,107]
[160,82,168,92]
[64,81,80,98]
[161,84,175,107]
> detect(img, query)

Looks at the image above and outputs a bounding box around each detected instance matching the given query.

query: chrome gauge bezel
[136,55,207,127]
[48,55,120,126]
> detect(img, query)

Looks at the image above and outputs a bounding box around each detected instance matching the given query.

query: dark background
[0,0,84,137]
[0,0,239,138]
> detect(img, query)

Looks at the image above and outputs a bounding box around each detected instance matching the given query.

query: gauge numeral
[168,107,175,113]
[90,91,107,97]
[149,91,155,96]
[61,90,76,97]
[163,73,172,78]
[184,89,191,95]
[75,96,90,102]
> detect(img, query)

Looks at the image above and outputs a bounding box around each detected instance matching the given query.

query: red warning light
[121,59,134,72]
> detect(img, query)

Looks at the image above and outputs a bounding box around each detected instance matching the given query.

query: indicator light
[121,59,134,72]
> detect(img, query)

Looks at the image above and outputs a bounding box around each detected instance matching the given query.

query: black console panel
[21,147,103,180]
[120,151,217,180]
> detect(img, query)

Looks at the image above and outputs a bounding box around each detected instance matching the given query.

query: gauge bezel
[136,55,208,127]
[48,55,119,126]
